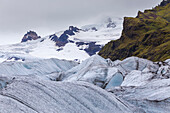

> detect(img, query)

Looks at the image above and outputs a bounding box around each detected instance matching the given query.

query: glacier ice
[62,55,119,88]
[105,72,123,88]
[0,54,169,113]
[60,55,170,113]
[0,76,142,113]
[0,58,77,80]
[106,57,170,113]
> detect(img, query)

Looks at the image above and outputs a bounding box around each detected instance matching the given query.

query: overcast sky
[0,0,162,45]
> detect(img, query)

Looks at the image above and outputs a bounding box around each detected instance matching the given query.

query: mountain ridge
[99,1,170,62]
[0,17,123,62]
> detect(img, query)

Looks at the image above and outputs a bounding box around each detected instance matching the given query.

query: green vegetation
[99,1,170,62]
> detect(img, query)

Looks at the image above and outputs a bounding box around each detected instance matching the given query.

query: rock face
[47,17,123,58]
[21,31,41,42]
[160,0,170,6]
[99,1,170,62]
[49,26,102,56]
[49,26,80,47]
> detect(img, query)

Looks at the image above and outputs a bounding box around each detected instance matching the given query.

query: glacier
[61,55,170,113]
[0,54,169,113]
[0,58,77,80]
[0,76,143,113]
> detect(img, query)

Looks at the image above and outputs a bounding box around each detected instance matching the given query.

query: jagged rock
[49,34,58,42]
[21,31,41,42]
[51,26,80,47]
[49,26,102,56]
[0,17,123,62]
[84,42,101,56]
[160,0,170,6]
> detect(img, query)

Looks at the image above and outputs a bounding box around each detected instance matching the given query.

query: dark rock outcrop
[50,26,80,47]
[48,26,102,56]
[84,42,101,56]
[21,31,41,42]
[49,34,58,42]
[76,42,102,56]
[160,0,170,6]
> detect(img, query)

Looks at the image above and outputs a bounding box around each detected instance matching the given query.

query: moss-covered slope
[99,1,170,62]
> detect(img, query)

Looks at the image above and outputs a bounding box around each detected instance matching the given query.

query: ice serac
[0,58,77,80]
[0,54,169,113]
[61,55,170,113]
[62,55,160,88]
[107,58,170,113]
[0,76,142,113]
[62,55,119,88]
[108,79,170,113]
[113,57,159,86]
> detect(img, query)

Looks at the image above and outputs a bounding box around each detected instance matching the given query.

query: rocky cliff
[99,0,170,62]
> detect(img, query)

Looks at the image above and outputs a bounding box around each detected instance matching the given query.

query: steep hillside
[99,1,170,62]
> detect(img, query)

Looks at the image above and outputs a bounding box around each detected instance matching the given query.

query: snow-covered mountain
[0,17,123,62]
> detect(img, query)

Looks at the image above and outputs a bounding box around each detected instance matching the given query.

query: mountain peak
[160,0,170,6]
[69,26,80,32]
[21,30,41,42]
